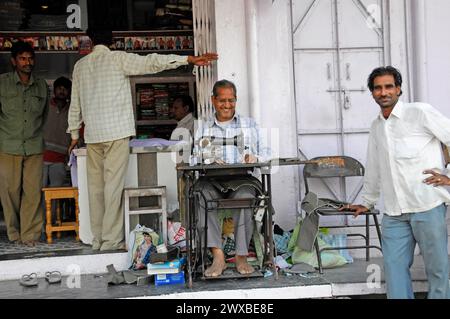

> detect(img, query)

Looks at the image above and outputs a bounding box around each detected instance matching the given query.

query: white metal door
[291,0,387,226]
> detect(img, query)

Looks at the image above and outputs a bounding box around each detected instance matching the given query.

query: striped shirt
[68,45,189,143]
[194,114,271,164]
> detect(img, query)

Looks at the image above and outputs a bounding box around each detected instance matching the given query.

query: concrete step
[0,251,128,281]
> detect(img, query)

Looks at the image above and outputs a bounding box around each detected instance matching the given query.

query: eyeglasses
[215,98,237,105]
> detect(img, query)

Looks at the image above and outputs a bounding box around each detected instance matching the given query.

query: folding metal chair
[302,156,382,273]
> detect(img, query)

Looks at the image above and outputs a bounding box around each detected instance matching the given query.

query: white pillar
[410,0,428,102]
[245,0,261,123]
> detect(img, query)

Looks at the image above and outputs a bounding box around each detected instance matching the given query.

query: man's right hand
[68,139,79,156]
[188,53,219,66]
[339,204,369,218]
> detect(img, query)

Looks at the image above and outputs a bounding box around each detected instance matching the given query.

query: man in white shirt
[170,94,196,141]
[67,27,217,251]
[344,66,450,299]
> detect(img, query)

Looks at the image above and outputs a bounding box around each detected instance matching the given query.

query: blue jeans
[382,204,449,299]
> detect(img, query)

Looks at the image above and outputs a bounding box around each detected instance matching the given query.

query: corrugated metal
[192,0,218,119]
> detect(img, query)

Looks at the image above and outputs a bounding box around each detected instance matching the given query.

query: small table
[42,187,80,244]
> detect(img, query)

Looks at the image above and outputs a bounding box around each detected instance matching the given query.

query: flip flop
[45,271,62,284]
[20,273,38,287]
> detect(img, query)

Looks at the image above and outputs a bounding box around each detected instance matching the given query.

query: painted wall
[254,0,299,229]
[214,0,250,117]
[424,0,450,117]
[214,0,299,230]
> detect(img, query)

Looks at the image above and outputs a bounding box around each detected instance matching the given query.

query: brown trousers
[87,137,129,250]
[0,152,43,242]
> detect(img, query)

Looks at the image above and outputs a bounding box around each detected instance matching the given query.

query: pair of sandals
[19,271,62,287]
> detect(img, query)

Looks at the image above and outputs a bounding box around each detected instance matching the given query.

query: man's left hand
[188,53,219,66]
[423,169,450,186]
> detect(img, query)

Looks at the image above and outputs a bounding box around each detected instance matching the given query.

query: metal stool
[124,186,167,250]
[42,187,79,244]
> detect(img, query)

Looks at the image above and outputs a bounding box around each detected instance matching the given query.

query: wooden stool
[124,186,167,250]
[42,187,80,244]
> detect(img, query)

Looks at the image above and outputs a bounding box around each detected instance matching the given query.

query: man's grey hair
[212,80,237,97]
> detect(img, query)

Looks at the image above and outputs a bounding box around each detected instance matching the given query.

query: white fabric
[361,101,450,216]
[68,45,188,143]
[170,113,195,141]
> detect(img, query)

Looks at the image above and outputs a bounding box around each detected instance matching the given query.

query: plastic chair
[302,156,382,273]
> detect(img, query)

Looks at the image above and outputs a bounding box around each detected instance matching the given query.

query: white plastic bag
[167,221,186,249]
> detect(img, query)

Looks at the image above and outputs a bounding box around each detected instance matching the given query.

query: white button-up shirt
[170,112,196,141]
[361,101,450,216]
[68,45,188,143]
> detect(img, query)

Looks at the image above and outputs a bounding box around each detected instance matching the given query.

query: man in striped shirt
[193,80,271,277]
[67,27,217,251]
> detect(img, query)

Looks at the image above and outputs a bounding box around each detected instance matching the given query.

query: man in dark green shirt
[0,41,49,246]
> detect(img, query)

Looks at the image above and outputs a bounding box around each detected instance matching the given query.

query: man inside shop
[170,94,196,141]
[0,41,49,246]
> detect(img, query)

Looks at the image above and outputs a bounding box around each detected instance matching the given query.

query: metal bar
[293,0,318,35]
[366,215,370,260]
[333,0,347,206]
[348,180,363,203]
[294,46,384,51]
[373,214,383,247]
[266,172,278,279]
[185,173,193,288]
[298,128,370,135]
[319,245,382,251]
[327,88,366,93]
[290,0,301,158]
[352,0,383,37]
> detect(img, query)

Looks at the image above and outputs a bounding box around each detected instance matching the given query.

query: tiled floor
[0,225,93,261]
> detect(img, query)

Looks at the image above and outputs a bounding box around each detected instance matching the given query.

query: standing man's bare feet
[205,248,227,277]
[235,255,255,275]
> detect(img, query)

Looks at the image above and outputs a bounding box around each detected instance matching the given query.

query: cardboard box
[154,272,185,286]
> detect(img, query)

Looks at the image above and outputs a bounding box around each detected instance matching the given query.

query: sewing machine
[193,132,247,164]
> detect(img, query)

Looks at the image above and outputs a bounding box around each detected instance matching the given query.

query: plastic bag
[167,220,186,249]
[127,224,159,270]
[288,221,347,269]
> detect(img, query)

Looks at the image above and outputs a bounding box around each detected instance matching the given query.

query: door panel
[340,50,384,129]
[337,0,383,48]
[293,0,335,49]
[295,51,339,130]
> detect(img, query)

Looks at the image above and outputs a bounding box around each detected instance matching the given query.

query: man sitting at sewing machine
[193,79,271,277]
